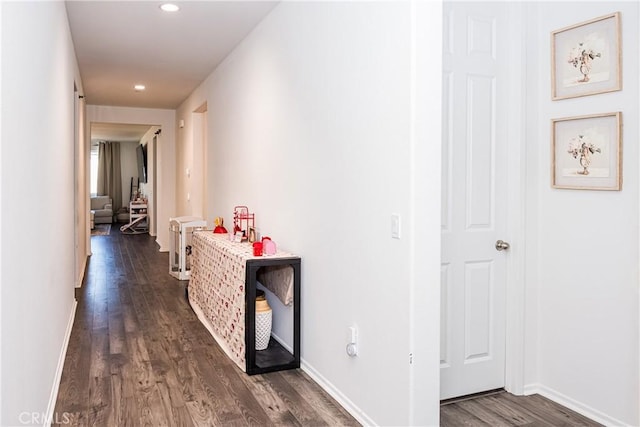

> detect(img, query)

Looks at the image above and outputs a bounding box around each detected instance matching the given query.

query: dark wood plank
[263,371,328,426]
[238,370,301,426]
[280,369,360,426]
[54,226,359,427]
[441,391,603,427]
[60,226,605,427]
[441,402,491,426]
[475,394,537,425]
[188,347,251,425]
[457,397,528,426]
[502,393,602,426]
[53,315,92,416]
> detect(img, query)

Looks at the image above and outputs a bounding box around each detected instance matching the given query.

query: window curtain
[97,141,122,215]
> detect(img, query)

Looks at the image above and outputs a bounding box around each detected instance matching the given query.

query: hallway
[53,228,358,426]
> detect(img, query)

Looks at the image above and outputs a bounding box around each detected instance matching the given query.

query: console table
[187,232,300,375]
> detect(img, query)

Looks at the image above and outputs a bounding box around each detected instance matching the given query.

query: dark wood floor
[54,227,359,426]
[55,227,603,427]
[441,390,603,427]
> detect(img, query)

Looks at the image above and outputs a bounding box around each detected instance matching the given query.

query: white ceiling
[66,1,278,110]
[91,122,156,144]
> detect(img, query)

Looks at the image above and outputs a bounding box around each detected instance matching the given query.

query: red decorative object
[233,206,255,240]
[213,217,228,234]
[252,242,263,256]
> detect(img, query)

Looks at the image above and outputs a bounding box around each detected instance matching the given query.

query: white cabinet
[169,216,207,280]
[120,202,148,234]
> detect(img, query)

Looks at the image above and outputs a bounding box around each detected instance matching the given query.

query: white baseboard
[75,256,87,288]
[522,383,538,396]
[44,300,77,427]
[301,360,376,426]
[524,383,627,426]
[270,333,374,425]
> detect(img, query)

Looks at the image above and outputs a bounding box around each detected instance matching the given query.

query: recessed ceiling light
[160,3,180,12]
[134,84,146,91]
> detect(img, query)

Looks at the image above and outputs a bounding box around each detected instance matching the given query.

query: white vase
[255,298,272,350]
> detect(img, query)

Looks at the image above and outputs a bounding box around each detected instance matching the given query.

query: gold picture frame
[551,12,621,100]
[552,112,622,190]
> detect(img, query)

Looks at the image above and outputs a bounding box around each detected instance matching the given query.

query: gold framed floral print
[551,12,621,100]
[552,112,622,190]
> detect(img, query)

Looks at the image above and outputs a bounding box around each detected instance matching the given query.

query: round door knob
[495,240,510,251]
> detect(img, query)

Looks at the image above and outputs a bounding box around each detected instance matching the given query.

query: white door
[440,2,510,400]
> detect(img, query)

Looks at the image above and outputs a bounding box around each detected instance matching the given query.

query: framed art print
[552,112,621,190]
[551,12,621,100]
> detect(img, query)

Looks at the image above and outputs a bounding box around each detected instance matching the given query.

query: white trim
[0,1,4,422]
[301,359,376,427]
[524,383,626,427]
[75,256,87,288]
[0,2,3,421]
[86,209,92,257]
[410,0,443,424]
[408,0,418,420]
[522,383,538,396]
[504,1,527,396]
[44,300,77,427]
[637,15,640,427]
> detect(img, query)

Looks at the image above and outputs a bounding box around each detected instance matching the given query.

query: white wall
[176,2,442,425]
[2,2,629,425]
[1,2,82,425]
[0,2,4,422]
[526,2,639,425]
[175,114,193,217]
[139,126,160,235]
[86,106,176,251]
[120,141,139,206]
[175,106,206,220]
[76,95,89,284]
[176,1,640,425]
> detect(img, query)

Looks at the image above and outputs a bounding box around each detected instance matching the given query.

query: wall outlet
[346,325,358,357]
[391,214,401,239]
[349,325,358,343]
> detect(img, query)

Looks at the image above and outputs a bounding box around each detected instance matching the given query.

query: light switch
[391,214,401,239]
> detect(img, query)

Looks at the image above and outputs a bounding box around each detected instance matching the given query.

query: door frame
[439,0,527,398]
[502,1,526,396]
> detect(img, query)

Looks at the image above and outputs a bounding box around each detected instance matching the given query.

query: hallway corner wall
[176,2,442,425]
[525,2,640,425]
[1,2,82,424]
